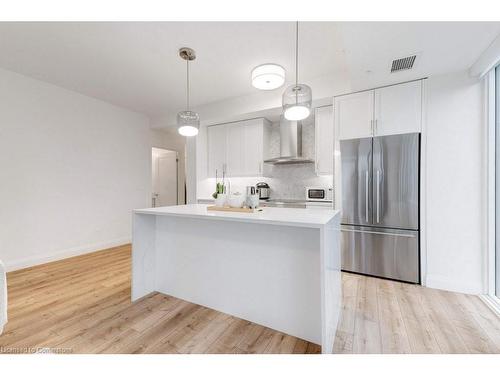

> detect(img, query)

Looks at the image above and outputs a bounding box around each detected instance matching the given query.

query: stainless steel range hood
[264,119,314,165]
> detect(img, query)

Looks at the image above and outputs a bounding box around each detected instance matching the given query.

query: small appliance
[306,186,333,202]
[256,182,270,200]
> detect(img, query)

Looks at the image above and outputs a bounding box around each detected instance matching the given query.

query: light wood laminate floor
[0,245,499,354]
[0,245,320,354]
[335,272,500,353]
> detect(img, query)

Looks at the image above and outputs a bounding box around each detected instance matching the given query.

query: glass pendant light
[282,22,312,121]
[177,47,200,137]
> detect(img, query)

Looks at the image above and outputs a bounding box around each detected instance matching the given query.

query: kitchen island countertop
[134,204,339,229]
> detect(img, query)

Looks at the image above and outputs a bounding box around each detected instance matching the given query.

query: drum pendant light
[282,22,312,121]
[177,47,200,137]
[251,63,285,90]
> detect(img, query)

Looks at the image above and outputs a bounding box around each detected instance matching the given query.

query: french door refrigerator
[340,133,420,283]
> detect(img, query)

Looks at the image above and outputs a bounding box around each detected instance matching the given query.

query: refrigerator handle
[365,170,369,223]
[341,228,417,238]
[376,170,380,223]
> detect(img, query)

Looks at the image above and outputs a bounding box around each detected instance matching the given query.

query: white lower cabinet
[207,118,271,178]
[306,202,334,209]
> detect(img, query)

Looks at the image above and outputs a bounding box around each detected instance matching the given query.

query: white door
[207,124,227,178]
[335,90,374,140]
[374,80,422,136]
[315,106,334,175]
[152,148,178,207]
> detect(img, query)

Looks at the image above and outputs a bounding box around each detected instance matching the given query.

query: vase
[215,193,227,207]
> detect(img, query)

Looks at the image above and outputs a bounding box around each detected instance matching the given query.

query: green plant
[212,182,225,199]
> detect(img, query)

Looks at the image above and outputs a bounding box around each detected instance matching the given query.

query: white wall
[424,71,486,294]
[0,68,152,271]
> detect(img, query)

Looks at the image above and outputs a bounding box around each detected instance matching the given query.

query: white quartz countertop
[134,204,339,229]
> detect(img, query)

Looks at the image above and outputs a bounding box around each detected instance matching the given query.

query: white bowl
[228,194,245,208]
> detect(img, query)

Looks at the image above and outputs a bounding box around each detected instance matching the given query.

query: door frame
[483,68,500,313]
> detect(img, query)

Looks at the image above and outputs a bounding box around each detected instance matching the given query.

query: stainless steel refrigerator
[340,133,420,283]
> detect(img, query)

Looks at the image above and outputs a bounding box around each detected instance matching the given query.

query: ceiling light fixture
[282,21,312,121]
[251,63,285,90]
[177,47,200,137]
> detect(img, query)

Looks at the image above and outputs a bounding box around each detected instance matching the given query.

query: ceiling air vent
[390,55,417,73]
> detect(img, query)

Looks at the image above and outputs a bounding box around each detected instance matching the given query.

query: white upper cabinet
[242,120,268,176]
[335,80,423,140]
[225,123,245,177]
[335,90,374,140]
[374,80,422,136]
[315,106,334,175]
[207,124,227,178]
[207,118,270,178]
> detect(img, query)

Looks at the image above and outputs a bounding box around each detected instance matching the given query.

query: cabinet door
[226,120,265,177]
[225,123,244,177]
[207,124,227,178]
[335,90,374,140]
[374,80,422,136]
[315,106,334,175]
[242,121,264,176]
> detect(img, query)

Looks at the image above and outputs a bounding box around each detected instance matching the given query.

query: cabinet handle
[370,119,374,135]
[375,119,378,134]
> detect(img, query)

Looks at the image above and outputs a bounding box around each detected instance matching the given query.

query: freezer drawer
[341,225,419,283]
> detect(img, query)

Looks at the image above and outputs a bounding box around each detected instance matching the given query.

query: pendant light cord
[186,59,190,111]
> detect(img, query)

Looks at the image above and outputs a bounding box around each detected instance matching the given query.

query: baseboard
[425,274,484,295]
[479,295,500,316]
[4,237,131,272]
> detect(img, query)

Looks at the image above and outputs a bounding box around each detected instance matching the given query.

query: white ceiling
[0,22,498,119]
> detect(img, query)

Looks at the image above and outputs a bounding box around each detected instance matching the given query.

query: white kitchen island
[132,204,341,353]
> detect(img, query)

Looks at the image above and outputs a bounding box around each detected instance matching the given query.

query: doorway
[152,147,178,207]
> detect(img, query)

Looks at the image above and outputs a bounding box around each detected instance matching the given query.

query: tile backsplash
[197,120,333,201]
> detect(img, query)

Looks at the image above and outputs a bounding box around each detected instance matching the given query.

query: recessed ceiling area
[0,21,498,120]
